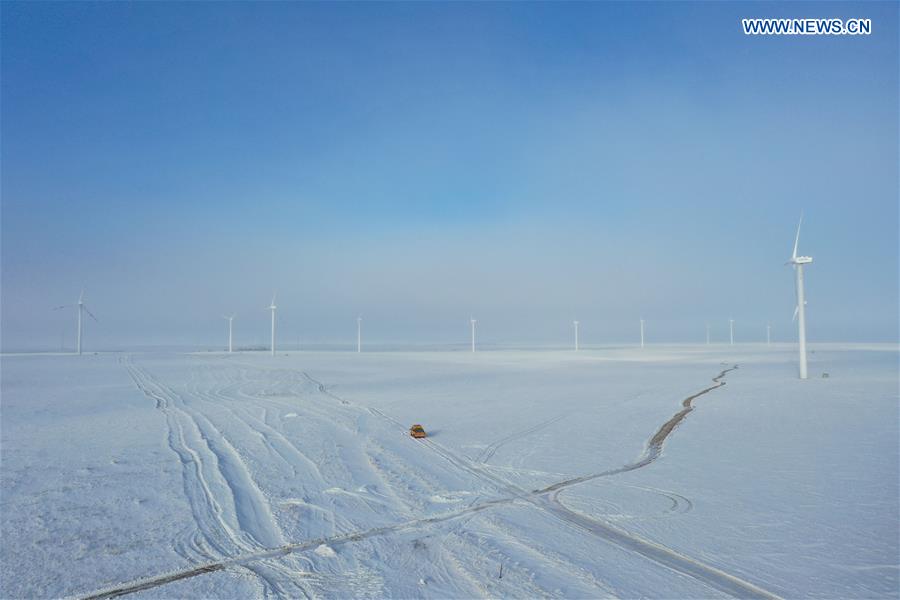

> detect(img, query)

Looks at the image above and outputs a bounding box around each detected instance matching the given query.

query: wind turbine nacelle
[793,256,813,265]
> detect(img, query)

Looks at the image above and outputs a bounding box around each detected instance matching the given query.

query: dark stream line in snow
[81,361,778,600]
[536,365,739,493]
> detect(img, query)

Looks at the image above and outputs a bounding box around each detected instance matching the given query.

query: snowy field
[1,344,897,599]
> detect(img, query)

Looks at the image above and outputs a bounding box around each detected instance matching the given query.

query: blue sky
[2,1,897,350]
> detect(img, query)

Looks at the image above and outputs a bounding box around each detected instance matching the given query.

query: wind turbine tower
[268,293,277,357]
[470,318,477,353]
[77,294,83,354]
[54,290,97,355]
[729,319,735,345]
[639,318,645,349]
[573,320,579,351]
[787,215,813,379]
[224,314,235,353]
[357,315,362,353]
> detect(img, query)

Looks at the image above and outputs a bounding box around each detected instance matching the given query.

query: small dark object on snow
[410,424,427,438]
[822,372,830,378]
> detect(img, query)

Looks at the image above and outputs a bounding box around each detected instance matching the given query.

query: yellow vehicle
[409,424,427,439]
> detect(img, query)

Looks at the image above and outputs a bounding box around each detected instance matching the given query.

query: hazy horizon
[3,2,898,351]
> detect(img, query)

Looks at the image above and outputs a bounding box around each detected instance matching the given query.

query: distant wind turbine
[54,290,97,355]
[357,315,362,353]
[470,318,477,353]
[729,318,735,345]
[268,293,277,356]
[223,314,235,353]
[787,215,812,379]
[639,318,645,348]
[573,320,579,351]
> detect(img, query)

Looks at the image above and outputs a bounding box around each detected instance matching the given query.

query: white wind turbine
[223,314,236,353]
[639,318,645,348]
[54,290,97,355]
[470,318,477,353]
[729,318,735,345]
[357,315,362,353]
[786,215,812,379]
[573,320,579,351]
[268,293,277,356]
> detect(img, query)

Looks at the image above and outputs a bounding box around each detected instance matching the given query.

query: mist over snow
[2,2,898,351]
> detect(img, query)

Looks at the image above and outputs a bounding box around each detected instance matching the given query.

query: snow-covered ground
[1,344,897,599]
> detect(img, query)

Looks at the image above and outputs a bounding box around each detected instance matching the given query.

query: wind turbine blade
[53,305,72,310]
[271,291,277,305]
[792,305,799,322]
[79,290,84,303]
[83,305,99,322]
[792,214,803,260]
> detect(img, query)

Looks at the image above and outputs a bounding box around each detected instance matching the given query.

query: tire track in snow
[122,358,245,558]
[193,363,411,537]
[181,364,330,597]
[81,496,514,600]
[84,362,774,600]
[474,415,566,465]
[239,369,419,523]
[188,366,326,489]
[548,482,693,522]
[193,362,419,569]
[536,488,778,600]
[403,369,775,599]
[119,356,311,599]
[175,367,286,550]
[524,366,780,600]
[311,364,777,599]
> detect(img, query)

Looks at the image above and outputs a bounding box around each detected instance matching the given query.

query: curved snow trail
[537,489,778,600]
[120,356,312,599]
[536,366,739,494]
[122,359,246,557]
[190,362,413,529]
[308,364,779,600]
[83,361,775,600]
[552,483,693,521]
[474,414,566,464]
[378,366,776,599]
